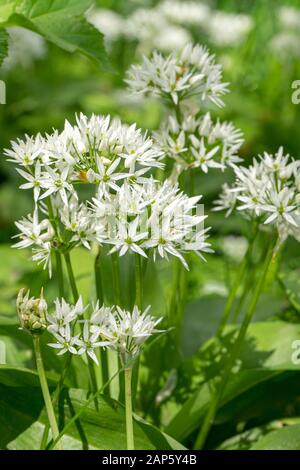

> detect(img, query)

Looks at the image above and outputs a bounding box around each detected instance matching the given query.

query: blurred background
[1,0,300,356]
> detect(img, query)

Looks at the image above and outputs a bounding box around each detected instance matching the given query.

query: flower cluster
[206,11,253,47]
[154,111,243,177]
[270,6,300,61]
[214,148,300,244]
[7,113,210,274]
[126,43,229,107]
[88,3,252,53]
[17,288,48,334]
[47,298,161,365]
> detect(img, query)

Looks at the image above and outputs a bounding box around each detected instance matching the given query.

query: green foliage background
[1,0,300,450]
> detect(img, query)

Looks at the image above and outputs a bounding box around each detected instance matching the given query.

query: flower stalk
[124,367,134,450]
[33,335,63,450]
[195,237,277,449]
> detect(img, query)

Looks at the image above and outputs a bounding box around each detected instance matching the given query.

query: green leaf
[0,0,109,68]
[0,0,15,22]
[0,367,184,450]
[252,423,300,450]
[166,321,300,441]
[0,27,8,66]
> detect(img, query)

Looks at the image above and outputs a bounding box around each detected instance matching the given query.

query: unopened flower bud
[16,288,48,334]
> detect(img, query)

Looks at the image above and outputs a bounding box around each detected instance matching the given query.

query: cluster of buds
[16,288,48,334]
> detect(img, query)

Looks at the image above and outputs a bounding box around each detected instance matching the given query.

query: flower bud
[16,288,48,334]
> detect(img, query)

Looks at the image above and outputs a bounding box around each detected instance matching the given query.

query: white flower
[48,324,79,356]
[159,1,210,27]
[17,161,44,202]
[96,305,162,363]
[4,134,44,166]
[40,166,73,205]
[213,183,238,217]
[47,296,84,334]
[13,211,54,249]
[214,148,300,240]
[263,187,297,227]
[87,8,124,43]
[278,6,300,30]
[154,111,243,174]
[126,43,229,107]
[207,12,253,47]
[86,156,126,197]
[107,217,148,258]
[75,320,110,365]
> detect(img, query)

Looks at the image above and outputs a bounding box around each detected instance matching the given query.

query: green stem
[135,254,143,309]
[131,255,143,402]
[55,252,64,298]
[95,247,109,395]
[194,238,277,450]
[46,198,64,298]
[169,258,181,322]
[64,252,79,302]
[124,367,134,450]
[112,252,121,306]
[94,247,104,305]
[217,228,258,337]
[64,251,98,401]
[33,335,63,450]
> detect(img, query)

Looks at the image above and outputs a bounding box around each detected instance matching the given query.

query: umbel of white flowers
[6,113,211,275]
[125,43,244,181]
[46,296,162,366]
[214,147,300,245]
[126,43,229,107]
[154,111,244,179]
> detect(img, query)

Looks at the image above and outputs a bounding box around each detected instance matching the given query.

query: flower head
[16,288,48,334]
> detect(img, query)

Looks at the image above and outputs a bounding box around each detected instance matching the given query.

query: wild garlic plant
[126,43,300,450]
[126,42,243,348]
[194,147,300,449]
[126,42,244,186]
[8,111,210,449]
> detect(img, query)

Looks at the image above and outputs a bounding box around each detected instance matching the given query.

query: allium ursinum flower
[59,193,103,250]
[47,299,109,363]
[125,43,229,107]
[16,288,48,334]
[213,183,238,217]
[47,296,85,334]
[207,12,253,47]
[13,210,55,274]
[154,111,243,177]
[94,305,163,365]
[75,320,110,365]
[214,148,300,243]
[90,180,211,269]
[278,6,300,30]
[158,1,210,27]
[124,8,191,54]
[5,113,164,206]
[4,133,44,166]
[87,8,124,44]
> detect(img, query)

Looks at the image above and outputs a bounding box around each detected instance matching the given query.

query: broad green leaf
[0,26,8,66]
[166,321,300,441]
[0,367,184,450]
[252,423,300,450]
[217,418,300,450]
[0,0,109,68]
[0,0,15,22]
